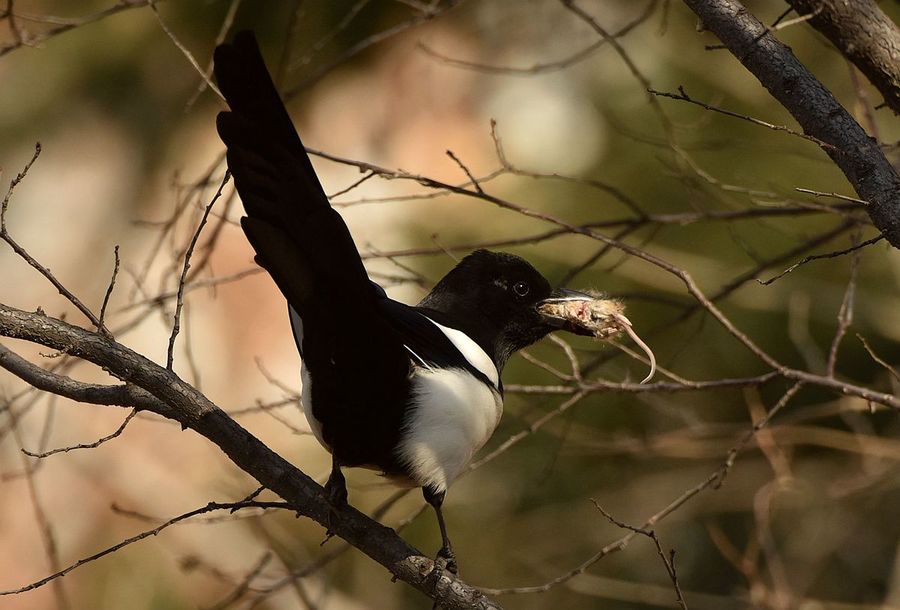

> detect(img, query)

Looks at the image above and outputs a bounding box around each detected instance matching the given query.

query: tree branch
[0,343,167,413]
[0,304,502,610]
[785,0,900,115]
[681,0,900,248]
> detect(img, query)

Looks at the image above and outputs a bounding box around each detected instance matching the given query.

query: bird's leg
[423,485,458,576]
[322,455,347,544]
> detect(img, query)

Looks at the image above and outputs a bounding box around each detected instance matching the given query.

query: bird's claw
[321,478,347,546]
[429,548,458,610]
[435,546,459,576]
[320,507,341,545]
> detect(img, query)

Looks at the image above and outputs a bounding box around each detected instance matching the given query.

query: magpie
[213,31,606,574]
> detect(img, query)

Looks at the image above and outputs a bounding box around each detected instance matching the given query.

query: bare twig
[825,238,860,377]
[0,0,157,57]
[0,500,290,596]
[327,170,377,199]
[7,401,71,610]
[757,233,884,285]
[22,409,138,458]
[204,552,274,610]
[167,171,230,370]
[289,0,369,71]
[704,6,819,50]
[184,0,242,110]
[446,149,484,194]
[285,1,463,97]
[717,382,805,487]
[149,1,223,101]
[3,0,25,45]
[561,0,675,145]
[592,503,689,610]
[97,245,121,336]
[795,188,868,205]
[417,0,657,76]
[650,86,835,150]
[856,334,900,384]
[1,144,105,330]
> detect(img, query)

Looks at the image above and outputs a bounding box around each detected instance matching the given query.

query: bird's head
[419,249,623,370]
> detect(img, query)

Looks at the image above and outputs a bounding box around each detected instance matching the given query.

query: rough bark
[0,304,502,610]
[681,0,900,248]
[786,0,900,115]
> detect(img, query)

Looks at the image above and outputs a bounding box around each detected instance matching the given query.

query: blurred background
[1,1,899,608]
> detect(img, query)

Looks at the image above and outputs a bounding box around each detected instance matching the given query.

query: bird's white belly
[396,368,503,492]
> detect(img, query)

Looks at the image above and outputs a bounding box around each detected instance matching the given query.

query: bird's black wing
[214,32,411,469]
[377,296,500,393]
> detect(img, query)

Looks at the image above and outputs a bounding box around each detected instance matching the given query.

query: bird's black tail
[213,31,375,315]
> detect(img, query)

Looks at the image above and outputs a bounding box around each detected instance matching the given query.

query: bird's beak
[536,288,614,337]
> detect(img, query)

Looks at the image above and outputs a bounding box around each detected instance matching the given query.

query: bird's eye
[513,281,530,297]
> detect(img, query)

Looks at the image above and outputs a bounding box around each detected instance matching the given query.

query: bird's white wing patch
[397,368,503,492]
[299,364,328,451]
[289,306,329,451]
[421,316,500,389]
[404,345,433,371]
[288,306,304,354]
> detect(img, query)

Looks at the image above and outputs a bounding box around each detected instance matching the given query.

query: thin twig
[591,503,689,610]
[167,171,230,370]
[149,1,223,101]
[416,0,657,76]
[1,143,105,330]
[97,245,121,336]
[650,86,835,150]
[4,0,25,45]
[716,382,805,488]
[757,233,884,285]
[327,170,377,199]
[446,149,484,194]
[826,237,860,377]
[22,409,138,458]
[289,0,369,71]
[7,401,71,610]
[549,335,582,382]
[857,334,900,383]
[184,0,241,110]
[795,188,868,205]
[0,0,157,58]
[704,6,819,50]
[0,500,290,596]
[204,552,274,610]
[285,2,461,97]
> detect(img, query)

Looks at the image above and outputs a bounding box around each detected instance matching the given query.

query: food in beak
[538,294,656,384]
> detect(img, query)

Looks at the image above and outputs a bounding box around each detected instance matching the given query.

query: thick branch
[0,304,501,610]
[0,344,164,413]
[785,0,900,115]
[682,0,900,248]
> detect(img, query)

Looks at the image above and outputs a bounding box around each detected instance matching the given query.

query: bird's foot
[321,467,348,545]
[429,548,458,610]
[321,508,342,546]
[435,545,459,576]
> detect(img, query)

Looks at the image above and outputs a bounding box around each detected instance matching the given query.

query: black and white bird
[214,31,611,573]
